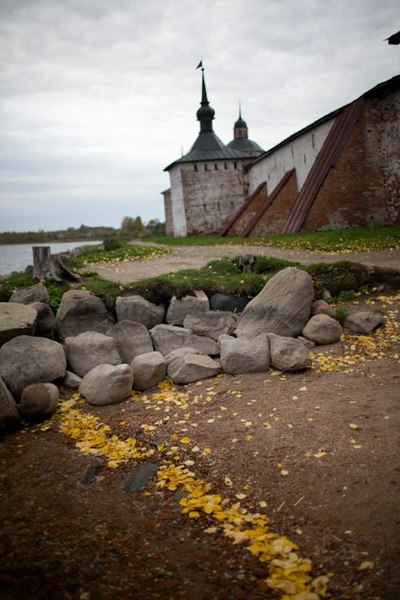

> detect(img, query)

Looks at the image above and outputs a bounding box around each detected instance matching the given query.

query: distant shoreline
[0,238,100,246]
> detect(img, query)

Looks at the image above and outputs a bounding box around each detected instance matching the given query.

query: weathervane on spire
[196,60,204,71]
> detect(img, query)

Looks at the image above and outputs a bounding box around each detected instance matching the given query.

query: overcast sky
[0,0,398,233]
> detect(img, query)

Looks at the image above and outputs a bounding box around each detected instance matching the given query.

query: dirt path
[1,296,399,600]
[88,244,400,284]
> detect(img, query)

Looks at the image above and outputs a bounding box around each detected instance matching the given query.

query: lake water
[0,241,101,276]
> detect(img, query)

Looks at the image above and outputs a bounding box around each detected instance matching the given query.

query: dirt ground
[88,244,400,284]
[1,289,399,600]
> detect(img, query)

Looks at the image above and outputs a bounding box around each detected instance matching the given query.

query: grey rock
[81,462,102,485]
[9,284,50,305]
[0,376,20,427]
[219,334,270,374]
[210,293,251,313]
[79,363,133,406]
[183,311,237,341]
[166,290,209,326]
[107,320,153,364]
[115,295,165,329]
[168,354,220,384]
[56,290,114,341]
[62,370,82,390]
[297,336,316,349]
[302,314,343,345]
[65,331,121,377]
[30,302,55,336]
[235,267,314,338]
[311,299,337,319]
[0,302,37,345]
[131,351,166,391]
[344,311,383,334]
[123,462,160,492]
[150,324,218,356]
[0,335,66,399]
[164,347,200,366]
[269,333,312,372]
[19,383,59,421]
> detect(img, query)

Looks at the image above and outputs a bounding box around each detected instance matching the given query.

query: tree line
[0,218,165,244]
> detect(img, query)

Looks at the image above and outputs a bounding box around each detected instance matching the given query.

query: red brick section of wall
[221,182,267,236]
[250,170,298,235]
[305,93,400,230]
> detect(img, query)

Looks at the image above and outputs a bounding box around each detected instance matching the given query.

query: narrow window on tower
[224,163,228,170]
[194,164,198,172]
[234,162,237,169]
[214,163,218,170]
[204,164,208,171]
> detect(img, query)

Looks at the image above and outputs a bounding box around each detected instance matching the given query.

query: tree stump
[32,247,79,282]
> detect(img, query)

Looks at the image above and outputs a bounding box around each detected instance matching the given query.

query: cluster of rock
[0,267,383,426]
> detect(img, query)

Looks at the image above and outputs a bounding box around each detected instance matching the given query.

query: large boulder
[269,333,312,372]
[55,290,114,341]
[131,351,166,391]
[0,335,66,399]
[79,364,133,406]
[9,284,50,305]
[219,334,270,374]
[235,267,314,338]
[150,324,218,356]
[164,347,200,366]
[65,331,121,377]
[115,295,165,329]
[166,291,209,326]
[302,314,343,345]
[19,383,59,421]
[168,354,220,385]
[0,302,37,345]
[183,311,237,341]
[107,320,153,364]
[344,311,383,334]
[30,302,55,336]
[0,376,20,427]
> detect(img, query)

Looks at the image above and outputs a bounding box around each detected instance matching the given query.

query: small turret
[227,106,263,155]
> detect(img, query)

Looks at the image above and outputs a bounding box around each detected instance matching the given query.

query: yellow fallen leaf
[235,492,247,500]
[188,510,200,519]
[191,446,200,453]
[180,436,191,444]
[259,500,267,508]
[280,469,289,476]
[224,476,233,487]
[349,423,360,430]
[204,526,217,534]
[313,450,327,458]
[358,561,374,570]
[246,434,254,442]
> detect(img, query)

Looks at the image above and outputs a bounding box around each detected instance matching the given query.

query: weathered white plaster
[249,119,334,194]
[169,166,187,237]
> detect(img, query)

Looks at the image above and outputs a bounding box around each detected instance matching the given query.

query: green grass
[63,241,170,270]
[151,226,400,253]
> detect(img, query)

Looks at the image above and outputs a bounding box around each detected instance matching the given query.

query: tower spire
[196,61,215,133]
